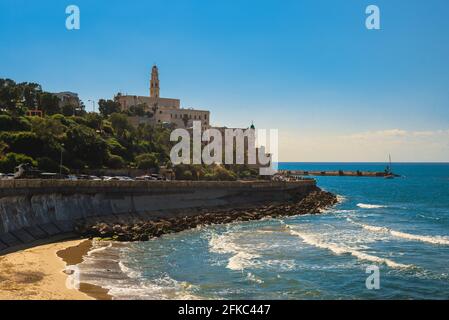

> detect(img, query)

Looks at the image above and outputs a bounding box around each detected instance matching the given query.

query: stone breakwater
[0,179,324,253]
[76,190,338,242]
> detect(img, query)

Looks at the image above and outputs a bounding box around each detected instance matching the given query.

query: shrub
[0,152,36,173]
[182,170,193,180]
[0,115,31,131]
[69,159,87,170]
[0,131,44,158]
[135,153,159,170]
[37,157,59,172]
[64,125,109,168]
[84,113,103,131]
[107,154,125,169]
[214,166,237,181]
[110,113,133,137]
[107,138,127,158]
[61,104,76,117]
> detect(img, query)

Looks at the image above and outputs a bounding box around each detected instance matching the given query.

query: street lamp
[88,99,96,113]
[59,143,65,176]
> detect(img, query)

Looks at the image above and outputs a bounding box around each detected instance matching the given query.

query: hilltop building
[116,65,210,130]
[54,92,81,109]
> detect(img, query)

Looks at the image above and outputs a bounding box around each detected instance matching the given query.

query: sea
[74,163,449,300]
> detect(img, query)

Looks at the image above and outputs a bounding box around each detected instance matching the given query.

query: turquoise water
[82,163,449,299]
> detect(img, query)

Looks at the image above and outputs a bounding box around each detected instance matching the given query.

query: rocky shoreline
[75,189,338,242]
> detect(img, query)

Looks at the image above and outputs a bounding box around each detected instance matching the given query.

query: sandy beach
[0,239,110,300]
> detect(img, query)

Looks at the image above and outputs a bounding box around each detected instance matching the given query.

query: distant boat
[384,154,395,179]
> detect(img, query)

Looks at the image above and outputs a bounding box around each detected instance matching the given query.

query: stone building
[116,65,210,130]
[53,92,81,109]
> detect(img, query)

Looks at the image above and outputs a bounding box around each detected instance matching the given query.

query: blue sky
[1,0,448,161]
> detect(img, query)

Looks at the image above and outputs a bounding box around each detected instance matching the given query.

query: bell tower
[150,65,160,98]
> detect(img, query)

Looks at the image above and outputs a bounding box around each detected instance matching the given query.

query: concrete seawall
[0,179,317,253]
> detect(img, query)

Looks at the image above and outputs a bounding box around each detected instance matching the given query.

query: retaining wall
[0,179,316,253]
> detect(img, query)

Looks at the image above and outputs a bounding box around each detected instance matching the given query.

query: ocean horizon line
[278,161,449,164]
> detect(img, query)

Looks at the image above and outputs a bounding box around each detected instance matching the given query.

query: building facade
[54,92,81,109]
[116,65,210,130]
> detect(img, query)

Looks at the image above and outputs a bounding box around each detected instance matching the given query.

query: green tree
[19,82,42,108]
[0,153,36,173]
[0,79,19,110]
[0,132,44,159]
[0,141,7,157]
[0,115,31,131]
[61,104,76,116]
[30,116,66,141]
[84,112,103,131]
[110,113,133,138]
[107,154,125,169]
[64,125,109,168]
[107,138,127,158]
[135,153,159,170]
[37,157,60,172]
[128,104,147,117]
[38,92,60,115]
[98,99,121,117]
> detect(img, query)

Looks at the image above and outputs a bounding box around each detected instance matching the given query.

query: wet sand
[0,238,113,300]
[0,239,93,300]
[57,240,112,300]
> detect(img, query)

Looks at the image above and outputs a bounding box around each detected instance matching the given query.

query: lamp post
[59,143,65,175]
[88,99,95,113]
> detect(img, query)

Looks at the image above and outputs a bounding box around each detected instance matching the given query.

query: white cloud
[279,128,449,162]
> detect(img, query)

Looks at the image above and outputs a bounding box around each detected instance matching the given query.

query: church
[116,65,210,130]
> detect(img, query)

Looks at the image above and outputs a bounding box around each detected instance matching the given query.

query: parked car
[102,176,120,181]
[135,175,157,181]
[40,172,65,180]
[116,176,134,181]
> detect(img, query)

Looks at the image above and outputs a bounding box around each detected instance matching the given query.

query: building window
[204,114,207,120]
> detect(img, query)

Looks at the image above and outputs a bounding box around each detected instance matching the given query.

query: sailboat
[384,154,395,179]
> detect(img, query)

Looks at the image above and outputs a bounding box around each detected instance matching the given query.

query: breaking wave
[350,219,449,246]
[208,230,296,271]
[77,241,200,300]
[357,203,386,209]
[286,226,412,269]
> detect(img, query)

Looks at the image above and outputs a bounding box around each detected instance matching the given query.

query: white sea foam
[287,226,411,269]
[209,232,261,270]
[357,203,386,209]
[118,260,143,279]
[77,243,201,300]
[104,274,201,300]
[389,230,449,245]
[86,241,113,256]
[246,272,264,284]
[209,230,296,271]
[350,219,449,246]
